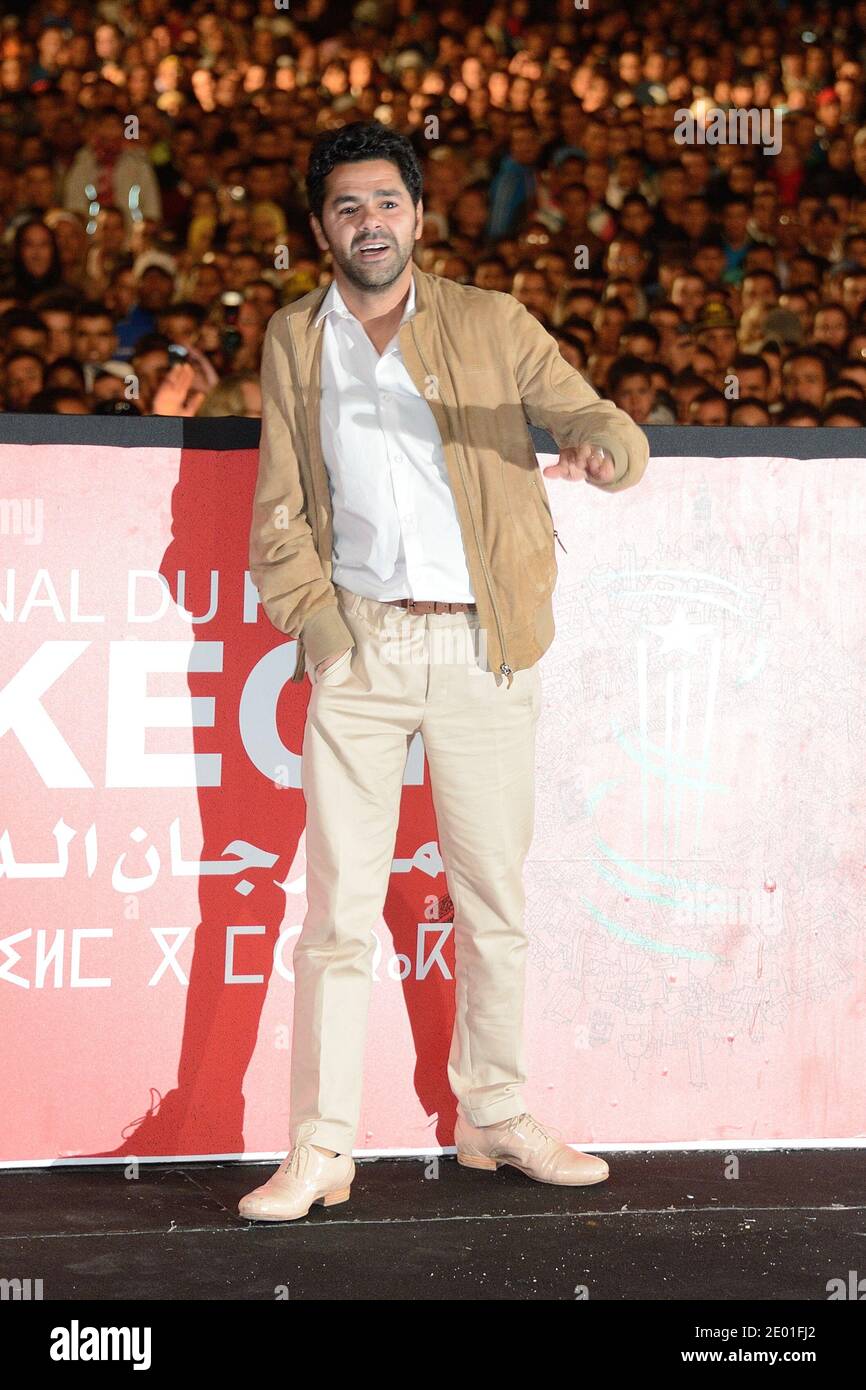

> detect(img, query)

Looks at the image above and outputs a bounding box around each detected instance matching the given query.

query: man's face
[137,268,174,310]
[107,269,138,317]
[620,201,652,237]
[27,164,55,209]
[783,356,827,406]
[310,158,422,293]
[681,200,709,239]
[474,261,509,292]
[5,355,44,409]
[160,313,198,346]
[613,372,653,423]
[561,188,589,227]
[700,326,737,368]
[133,347,170,402]
[671,274,706,318]
[695,246,726,283]
[8,325,48,356]
[846,237,866,270]
[184,152,211,189]
[690,396,729,425]
[789,257,820,290]
[75,314,116,363]
[512,127,541,165]
[753,190,777,226]
[650,307,680,349]
[660,169,687,206]
[813,307,848,351]
[741,274,776,311]
[616,156,642,191]
[607,239,644,281]
[245,283,278,316]
[779,291,813,334]
[620,332,655,360]
[735,365,768,400]
[842,274,866,316]
[247,166,273,201]
[42,309,74,360]
[98,208,126,250]
[94,116,123,156]
[512,270,551,317]
[722,202,750,241]
[728,165,754,195]
[454,189,487,236]
[839,364,866,392]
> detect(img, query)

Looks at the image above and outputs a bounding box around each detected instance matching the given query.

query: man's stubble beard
[327,235,415,294]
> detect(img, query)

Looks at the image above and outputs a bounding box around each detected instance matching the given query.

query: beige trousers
[290,583,542,1155]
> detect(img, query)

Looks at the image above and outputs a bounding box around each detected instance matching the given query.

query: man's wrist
[302,603,355,668]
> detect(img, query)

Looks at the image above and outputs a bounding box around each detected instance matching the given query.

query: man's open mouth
[356,242,391,259]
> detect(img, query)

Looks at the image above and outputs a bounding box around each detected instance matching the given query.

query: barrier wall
[2,417,865,1166]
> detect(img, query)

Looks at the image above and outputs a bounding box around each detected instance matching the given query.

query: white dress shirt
[315,276,476,602]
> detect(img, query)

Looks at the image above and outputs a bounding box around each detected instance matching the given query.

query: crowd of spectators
[2,0,866,426]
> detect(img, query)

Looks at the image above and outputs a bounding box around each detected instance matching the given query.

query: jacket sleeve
[506,296,649,493]
[248,313,354,673]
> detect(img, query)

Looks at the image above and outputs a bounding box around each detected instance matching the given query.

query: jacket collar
[298,260,429,337]
[312,271,418,328]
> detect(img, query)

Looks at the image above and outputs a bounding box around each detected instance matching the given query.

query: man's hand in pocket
[316,647,352,676]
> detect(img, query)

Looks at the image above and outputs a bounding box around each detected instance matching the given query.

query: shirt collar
[314,273,416,328]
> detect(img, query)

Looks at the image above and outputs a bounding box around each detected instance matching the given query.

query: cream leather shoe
[238,1143,355,1222]
[455,1111,609,1186]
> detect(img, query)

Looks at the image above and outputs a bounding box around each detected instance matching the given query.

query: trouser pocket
[307,645,354,686]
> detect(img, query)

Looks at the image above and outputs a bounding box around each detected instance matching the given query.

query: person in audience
[0,1,862,425]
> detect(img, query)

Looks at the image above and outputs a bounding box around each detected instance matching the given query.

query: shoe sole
[457,1152,609,1185]
[238,1185,352,1221]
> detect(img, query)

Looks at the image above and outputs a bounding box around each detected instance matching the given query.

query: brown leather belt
[382,598,477,615]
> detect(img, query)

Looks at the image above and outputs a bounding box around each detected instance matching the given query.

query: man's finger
[541,461,587,480]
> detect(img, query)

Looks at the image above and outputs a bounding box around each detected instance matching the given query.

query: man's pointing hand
[542,443,616,484]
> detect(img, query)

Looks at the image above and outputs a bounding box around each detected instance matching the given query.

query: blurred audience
[1,0,865,427]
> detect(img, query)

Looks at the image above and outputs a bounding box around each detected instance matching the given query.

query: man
[243,122,649,1222]
[781,348,831,410]
[607,354,656,424]
[62,106,162,237]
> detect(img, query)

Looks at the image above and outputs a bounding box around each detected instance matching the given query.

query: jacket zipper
[286,320,320,678]
[411,321,514,686]
[287,321,320,553]
[529,472,566,552]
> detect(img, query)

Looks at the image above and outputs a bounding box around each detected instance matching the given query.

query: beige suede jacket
[249,264,649,688]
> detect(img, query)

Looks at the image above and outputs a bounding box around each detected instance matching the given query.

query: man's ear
[414,197,424,242]
[309,213,328,254]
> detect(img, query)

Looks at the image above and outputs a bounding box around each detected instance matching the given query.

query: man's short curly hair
[305,120,424,224]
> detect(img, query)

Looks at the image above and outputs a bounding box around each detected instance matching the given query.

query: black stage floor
[3,1148,864,1301]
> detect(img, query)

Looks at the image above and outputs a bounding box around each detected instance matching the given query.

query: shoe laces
[278,1120,318,1176]
[505,1112,563,1143]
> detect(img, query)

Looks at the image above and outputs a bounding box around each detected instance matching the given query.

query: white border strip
[3,1137,866,1168]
